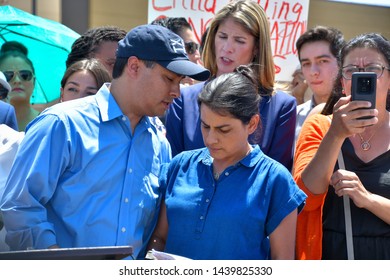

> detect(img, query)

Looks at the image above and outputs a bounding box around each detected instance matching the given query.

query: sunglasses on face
[184,42,199,55]
[3,70,34,82]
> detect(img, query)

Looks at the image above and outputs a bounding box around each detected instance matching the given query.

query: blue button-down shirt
[161,145,306,259]
[165,82,297,171]
[0,84,171,258]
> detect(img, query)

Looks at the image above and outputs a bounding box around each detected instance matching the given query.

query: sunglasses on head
[184,42,199,55]
[3,70,34,82]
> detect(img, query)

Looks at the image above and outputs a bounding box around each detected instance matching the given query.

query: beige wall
[88,0,390,40]
[4,0,60,21]
[308,0,390,40]
[3,0,390,40]
[89,0,148,31]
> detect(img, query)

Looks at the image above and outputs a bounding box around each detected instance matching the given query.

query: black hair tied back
[234,64,258,90]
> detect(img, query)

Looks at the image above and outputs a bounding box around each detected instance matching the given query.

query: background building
[2,0,389,40]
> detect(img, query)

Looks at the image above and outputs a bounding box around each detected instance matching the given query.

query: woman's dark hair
[0,41,28,56]
[198,64,260,125]
[61,58,111,88]
[0,50,35,74]
[322,33,390,115]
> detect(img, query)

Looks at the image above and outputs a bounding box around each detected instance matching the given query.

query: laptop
[0,245,133,260]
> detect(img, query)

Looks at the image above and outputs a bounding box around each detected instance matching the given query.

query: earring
[342,88,346,95]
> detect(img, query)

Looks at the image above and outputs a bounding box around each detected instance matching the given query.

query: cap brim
[0,79,11,92]
[158,60,210,81]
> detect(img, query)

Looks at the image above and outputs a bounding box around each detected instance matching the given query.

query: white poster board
[148,0,310,82]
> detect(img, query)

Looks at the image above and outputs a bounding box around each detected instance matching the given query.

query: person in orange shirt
[293,33,390,260]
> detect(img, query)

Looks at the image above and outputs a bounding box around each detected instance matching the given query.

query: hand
[180,76,195,86]
[330,169,370,208]
[290,69,308,105]
[329,95,378,140]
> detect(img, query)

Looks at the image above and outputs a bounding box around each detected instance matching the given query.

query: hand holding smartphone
[351,72,376,119]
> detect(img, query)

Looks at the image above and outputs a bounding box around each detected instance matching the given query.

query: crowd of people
[0,0,389,260]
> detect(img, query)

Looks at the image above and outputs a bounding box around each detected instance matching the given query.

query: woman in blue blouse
[165,0,297,170]
[148,65,306,260]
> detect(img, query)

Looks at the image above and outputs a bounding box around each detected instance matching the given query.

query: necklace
[213,171,220,181]
[358,132,375,151]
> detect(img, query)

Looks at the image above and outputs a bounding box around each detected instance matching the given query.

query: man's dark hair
[66,26,126,68]
[151,17,192,38]
[150,17,169,28]
[296,26,345,60]
[112,58,155,79]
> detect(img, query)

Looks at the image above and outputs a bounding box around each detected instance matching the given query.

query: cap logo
[170,38,185,53]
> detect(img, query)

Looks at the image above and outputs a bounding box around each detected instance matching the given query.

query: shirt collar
[96,83,124,122]
[239,145,263,168]
[310,96,318,109]
[96,83,154,130]
[200,144,263,168]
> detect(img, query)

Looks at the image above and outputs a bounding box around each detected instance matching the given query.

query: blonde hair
[202,0,275,94]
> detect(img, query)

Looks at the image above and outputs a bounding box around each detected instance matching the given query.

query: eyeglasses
[0,86,8,100]
[341,64,390,80]
[3,70,34,82]
[184,42,199,55]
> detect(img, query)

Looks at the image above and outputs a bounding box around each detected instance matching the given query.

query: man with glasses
[151,17,203,86]
[294,26,346,148]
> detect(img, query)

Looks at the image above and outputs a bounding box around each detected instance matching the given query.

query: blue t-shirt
[165,82,297,170]
[161,145,306,259]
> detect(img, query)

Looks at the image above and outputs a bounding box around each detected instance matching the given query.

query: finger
[333,95,351,110]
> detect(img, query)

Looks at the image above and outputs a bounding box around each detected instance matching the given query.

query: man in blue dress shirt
[0,25,210,258]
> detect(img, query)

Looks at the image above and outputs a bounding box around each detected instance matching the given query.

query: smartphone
[351,72,376,119]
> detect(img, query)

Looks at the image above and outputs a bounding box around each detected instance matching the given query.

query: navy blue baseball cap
[116,24,210,81]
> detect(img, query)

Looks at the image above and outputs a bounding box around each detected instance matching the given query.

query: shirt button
[122,116,126,121]
[205,199,210,203]
[121,227,126,233]
[200,216,204,220]
[124,198,129,203]
[128,168,133,173]
[225,172,229,176]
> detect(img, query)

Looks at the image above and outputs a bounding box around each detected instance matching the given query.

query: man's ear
[126,56,141,77]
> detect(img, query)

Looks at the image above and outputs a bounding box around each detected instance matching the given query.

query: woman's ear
[59,87,64,102]
[248,114,260,134]
[341,79,346,95]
